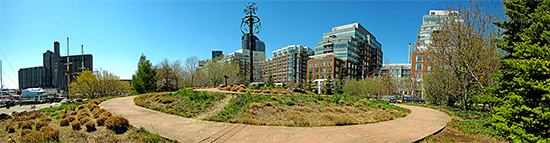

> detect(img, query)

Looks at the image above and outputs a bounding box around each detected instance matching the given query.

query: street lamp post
[241,2,261,84]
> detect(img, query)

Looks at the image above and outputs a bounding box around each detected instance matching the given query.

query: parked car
[287,87,306,93]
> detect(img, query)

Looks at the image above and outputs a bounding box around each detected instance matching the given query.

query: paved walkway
[100,96,449,143]
[0,103,61,114]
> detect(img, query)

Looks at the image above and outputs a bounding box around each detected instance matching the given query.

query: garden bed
[207,93,410,127]
[0,98,172,142]
[134,89,225,117]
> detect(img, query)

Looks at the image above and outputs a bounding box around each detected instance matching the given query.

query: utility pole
[241,2,261,84]
[66,37,72,100]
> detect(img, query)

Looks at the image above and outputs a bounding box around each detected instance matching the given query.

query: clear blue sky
[0,1,503,89]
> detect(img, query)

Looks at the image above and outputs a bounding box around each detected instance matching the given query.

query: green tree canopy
[132,54,158,94]
[491,0,550,142]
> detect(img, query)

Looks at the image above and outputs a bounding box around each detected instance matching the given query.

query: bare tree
[171,60,185,89]
[428,1,502,109]
[185,56,199,87]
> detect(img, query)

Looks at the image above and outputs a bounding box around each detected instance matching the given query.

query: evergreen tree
[307,70,313,91]
[492,0,550,142]
[132,54,158,94]
[324,74,333,95]
[266,75,274,87]
[335,66,344,94]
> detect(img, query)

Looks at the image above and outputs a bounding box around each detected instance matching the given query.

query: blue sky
[0,0,503,89]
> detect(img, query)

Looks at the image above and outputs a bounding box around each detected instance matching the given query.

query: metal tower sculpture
[241,2,261,84]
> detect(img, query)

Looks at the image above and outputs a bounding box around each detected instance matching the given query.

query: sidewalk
[0,103,61,114]
[100,96,449,143]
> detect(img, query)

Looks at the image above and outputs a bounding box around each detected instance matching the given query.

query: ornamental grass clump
[160,97,175,104]
[96,115,108,126]
[21,121,33,130]
[105,116,130,134]
[85,121,97,132]
[40,126,60,142]
[5,125,15,133]
[70,120,81,130]
[35,121,48,130]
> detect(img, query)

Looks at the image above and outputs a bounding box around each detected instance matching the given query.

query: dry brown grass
[238,88,247,92]
[248,103,264,109]
[261,90,271,94]
[294,107,313,112]
[270,96,277,100]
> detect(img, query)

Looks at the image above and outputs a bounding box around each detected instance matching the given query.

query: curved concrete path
[100,96,449,143]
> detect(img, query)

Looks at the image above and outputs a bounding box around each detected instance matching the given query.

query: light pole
[241,2,261,84]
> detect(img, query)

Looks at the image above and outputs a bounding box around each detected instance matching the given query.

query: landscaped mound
[134,89,226,117]
[207,93,411,127]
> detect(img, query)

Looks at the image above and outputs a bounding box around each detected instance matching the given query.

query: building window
[309,62,313,68]
[321,67,325,73]
[328,60,332,66]
[321,61,325,66]
[416,55,423,62]
[315,62,319,67]
[416,63,423,70]
[415,72,423,79]
[315,68,319,73]
[321,74,325,79]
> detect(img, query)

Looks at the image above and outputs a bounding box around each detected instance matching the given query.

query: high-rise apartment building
[381,64,412,78]
[262,45,313,86]
[212,51,223,59]
[222,34,267,82]
[308,23,382,80]
[411,10,456,79]
[18,41,93,90]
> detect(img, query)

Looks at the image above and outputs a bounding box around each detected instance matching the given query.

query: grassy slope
[134,89,225,117]
[404,103,504,142]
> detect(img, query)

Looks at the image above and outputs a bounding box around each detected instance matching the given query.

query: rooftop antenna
[80,45,85,72]
[65,37,72,100]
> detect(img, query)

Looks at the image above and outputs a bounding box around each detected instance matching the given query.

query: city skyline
[0,1,503,89]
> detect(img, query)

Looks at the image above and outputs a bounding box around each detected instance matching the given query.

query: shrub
[41,126,60,142]
[102,111,112,117]
[71,120,81,130]
[238,88,247,92]
[160,97,175,104]
[92,108,106,118]
[79,117,89,124]
[78,112,90,118]
[105,116,130,134]
[248,103,263,109]
[21,129,32,136]
[284,100,296,106]
[66,116,77,122]
[96,115,108,126]
[230,87,238,91]
[40,118,52,122]
[5,125,15,133]
[85,121,97,132]
[35,122,48,130]
[21,121,33,130]
[60,118,70,126]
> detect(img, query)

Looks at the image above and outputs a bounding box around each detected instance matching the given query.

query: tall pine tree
[492,0,549,142]
[132,54,158,94]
